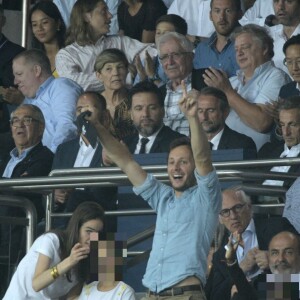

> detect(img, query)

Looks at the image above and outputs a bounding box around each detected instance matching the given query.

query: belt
[149,284,202,297]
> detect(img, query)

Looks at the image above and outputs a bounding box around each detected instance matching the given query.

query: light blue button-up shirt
[2,145,35,178]
[24,76,83,153]
[133,169,221,292]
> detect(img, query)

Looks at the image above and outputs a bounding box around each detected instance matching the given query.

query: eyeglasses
[219,203,246,218]
[158,52,191,63]
[283,58,300,68]
[10,117,39,127]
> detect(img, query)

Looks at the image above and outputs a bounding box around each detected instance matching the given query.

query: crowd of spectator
[1,0,300,299]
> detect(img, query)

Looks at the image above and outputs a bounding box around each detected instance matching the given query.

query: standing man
[269,0,300,72]
[12,49,83,152]
[194,0,242,77]
[86,83,222,299]
[157,32,194,136]
[197,86,256,152]
[123,81,184,154]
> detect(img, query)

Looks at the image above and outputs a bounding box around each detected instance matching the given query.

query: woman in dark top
[117,0,167,43]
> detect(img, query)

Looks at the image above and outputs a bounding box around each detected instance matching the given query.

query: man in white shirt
[203,24,290,150]
[268,0,300,73]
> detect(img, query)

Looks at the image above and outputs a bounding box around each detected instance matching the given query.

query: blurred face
[284,44,300,83]
[279,108,300,147]
[269,233,300,274]
[159,38,193,82]
[273,0,300,27]
[197,95,228,135]
[167,145,196,196]
[130,92,164,137]
[96,61,128,91]
[79,219,103,247]
[13,57,40,98]
[155,21,176,45]
[31,10,60,44]
[219,190,252,234]
[210,0,241,36]
[11,106,44,153]
[234,33,267,76]
[85,1,112,39]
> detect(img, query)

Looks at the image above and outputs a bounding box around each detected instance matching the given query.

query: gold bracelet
[50,266,59,280]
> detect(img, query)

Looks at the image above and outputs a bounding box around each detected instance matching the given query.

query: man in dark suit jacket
[52,91,117,232]
[258,96,300,188]
[0,4,25,133]
[0,104,53,287]
[123,81,184,154]
[197,86,257,153]
[279,34,300,99]
[205,188,297,300]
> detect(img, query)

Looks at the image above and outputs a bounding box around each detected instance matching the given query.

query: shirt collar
[236,61,273,84]
[138,125,163,142]
[26,76,54,100]
[166,74,192,91]
[10,143,37,159]
[282,143,300,156]
[210,128,224,150]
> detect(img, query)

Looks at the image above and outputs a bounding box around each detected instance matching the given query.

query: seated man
[0,104,53,291]
[259,96,300,188]
[52,91,117,232]
[225,231,300,300]
[279,34,300,98]
[123,81,184,154]
[12,49,83,152]
[206,188,297,300]
[197,86,256,152]
[157,32,194,136]
[193,0,242,77]
[204,24,290,150]
[86,83,222,299]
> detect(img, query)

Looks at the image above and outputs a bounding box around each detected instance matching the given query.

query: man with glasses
[0,104,53,294]
[157,32,194,136]
[205,188,296,300]
[280,34,300,98]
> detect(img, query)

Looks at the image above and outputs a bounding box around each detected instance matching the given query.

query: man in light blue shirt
[193,0,242,77]
[86,83,222,299]
[12,49,83,152]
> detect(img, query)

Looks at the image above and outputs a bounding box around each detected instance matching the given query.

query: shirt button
[160,248,163,251]
[158,263,161,267]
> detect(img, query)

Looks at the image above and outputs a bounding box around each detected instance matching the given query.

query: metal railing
[0,157,299,253]
[0,195,37,252]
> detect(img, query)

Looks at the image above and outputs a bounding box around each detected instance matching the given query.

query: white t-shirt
[3,233,78,300]
[78,281,136,300]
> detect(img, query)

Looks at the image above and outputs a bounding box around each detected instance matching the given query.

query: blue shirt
[133,169,221,292]
[24,76,83,153]
[2,145,35,178]
[193,32,239,77]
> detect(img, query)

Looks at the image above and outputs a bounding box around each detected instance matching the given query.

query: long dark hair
[54,201,105,282]
[29,1,66,51]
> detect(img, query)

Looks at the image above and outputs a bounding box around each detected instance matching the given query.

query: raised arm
[179,81,213,176]
[85,106,147,187]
